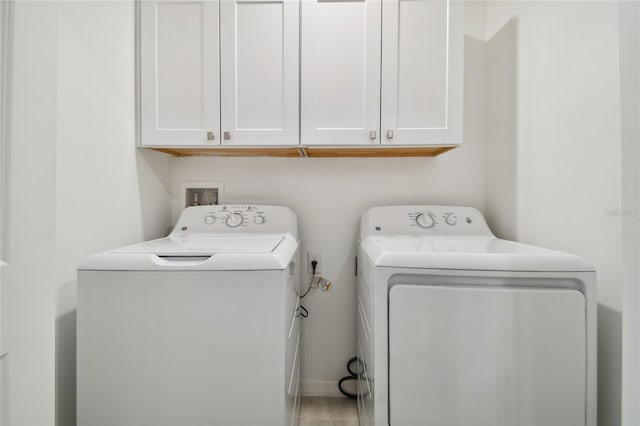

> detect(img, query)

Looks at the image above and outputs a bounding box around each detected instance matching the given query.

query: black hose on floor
[338,357,364,400]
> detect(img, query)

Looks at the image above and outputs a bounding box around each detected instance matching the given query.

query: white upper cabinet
[220,0,299,145]
[301,0,381,146]
[140,0,463,150]
[140,0,299,147]
[140,0,220,146]
[301,0,463,147]
[381,0,463,145]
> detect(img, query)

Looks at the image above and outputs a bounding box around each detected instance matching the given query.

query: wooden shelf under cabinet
[148,146,457,158]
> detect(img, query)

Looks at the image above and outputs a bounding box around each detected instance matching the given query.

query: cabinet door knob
[207,131,215,141]
[386,130,394,140]
[369,130,377,140]
[223,131,231,141]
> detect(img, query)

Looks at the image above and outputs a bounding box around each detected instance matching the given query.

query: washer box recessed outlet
[180,181,225,209]
[186,188,218,207]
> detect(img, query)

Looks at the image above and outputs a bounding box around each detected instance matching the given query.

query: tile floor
[299,397,358,426]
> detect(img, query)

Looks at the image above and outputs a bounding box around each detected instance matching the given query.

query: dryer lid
[360,236,594,272]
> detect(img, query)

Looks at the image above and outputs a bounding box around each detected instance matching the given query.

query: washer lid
[79,233,298,271]
[361,236,593,272]
[113,234,286,256]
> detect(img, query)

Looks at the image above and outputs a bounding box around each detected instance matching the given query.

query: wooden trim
[305,146,456,157]
[147,145,457,158]
[150,147,303,157]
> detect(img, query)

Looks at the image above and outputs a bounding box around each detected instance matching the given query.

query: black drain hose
[338,356,364,400]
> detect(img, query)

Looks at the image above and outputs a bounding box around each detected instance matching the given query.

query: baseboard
[300,379,343,398]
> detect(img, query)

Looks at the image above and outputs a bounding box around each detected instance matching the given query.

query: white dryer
[357,205,596,426]
[77,205,301,426]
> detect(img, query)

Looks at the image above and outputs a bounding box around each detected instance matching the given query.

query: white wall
[621,2,640,424]
[483,2,626,425]
[169,5,488,392]
[485,17,517,240]
[0,3,10,425]
[2,3,58,423]
[2,2,172,425]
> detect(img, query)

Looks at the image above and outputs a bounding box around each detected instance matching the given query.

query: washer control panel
[361,205,493,238]
[408,210,461,231]
[170,205,298,238]
[199,205,269,229]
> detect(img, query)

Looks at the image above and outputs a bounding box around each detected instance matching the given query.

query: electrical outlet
[307,252,322,274]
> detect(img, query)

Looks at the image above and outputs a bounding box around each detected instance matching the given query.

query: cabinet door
[140,0,219,146]
[301,0,381,146]
[220,0,299,146]
[381,0,463,145]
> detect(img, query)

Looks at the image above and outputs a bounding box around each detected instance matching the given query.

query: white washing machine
[77,205,301,426]
[357,205,596,426]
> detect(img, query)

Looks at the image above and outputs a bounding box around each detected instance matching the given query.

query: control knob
[225,212,244,228]
[254,215,265,225]
[445,215,457,226]
[416,213,436,229]
[204,214,216,225]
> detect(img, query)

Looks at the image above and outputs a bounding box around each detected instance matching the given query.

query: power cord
[298,260,318,317]
[299,260,318,299]
[295,305,308,318]
[338,357,365,400]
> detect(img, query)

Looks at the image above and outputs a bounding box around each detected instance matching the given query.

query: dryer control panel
[360,206,494,239]
[170,205,298,239]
